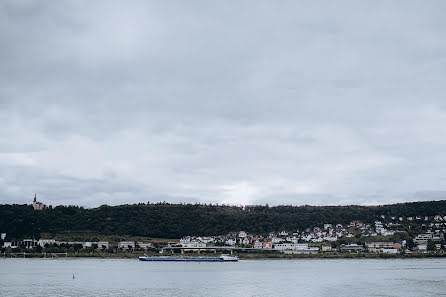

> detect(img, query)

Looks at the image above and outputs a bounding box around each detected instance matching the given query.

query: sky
[1,0,446,207]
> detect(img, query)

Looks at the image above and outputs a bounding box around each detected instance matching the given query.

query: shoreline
[3,252,446,260]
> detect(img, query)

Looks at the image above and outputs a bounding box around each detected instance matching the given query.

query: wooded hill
[1,200,446,240]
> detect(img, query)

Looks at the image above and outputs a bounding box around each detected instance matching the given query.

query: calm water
[1,257,446,296]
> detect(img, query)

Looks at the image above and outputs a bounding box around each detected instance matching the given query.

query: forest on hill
[1,200,446,240]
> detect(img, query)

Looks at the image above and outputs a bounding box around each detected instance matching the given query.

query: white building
[274,243,311,251]
[238,231,247,238]
[197,237,214,244]
[434,215,443,222]
[181,241,206,248]
[283,246,319,254]
[294,244,309,250]
[271,237,283,244]
[97,241,109,249]
[22,239,37,248]
[253,241,263,249]
[311,238,324,243]
[323,235,338,242]
[274,243,296,251]
[118,241,135,250]
[225,239,236,246]
[38,239,56,247]
[32,194,46,210]
[382,230,395,236]
[3,242,16,248]
[286,236,299,244]
[82,242,93,248]
[432,233,444,241]
[414,234,433,244]
[180,236,193,245]
[417,243,427,251]
[137,242,153,250]
[321,245,332,252]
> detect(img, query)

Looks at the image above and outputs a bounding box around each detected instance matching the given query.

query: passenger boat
[139,254,239,262]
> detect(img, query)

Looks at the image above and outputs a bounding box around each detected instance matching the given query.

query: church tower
[32,193,45,210]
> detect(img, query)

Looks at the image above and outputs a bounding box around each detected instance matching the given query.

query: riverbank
[236,252,446,259]
[4,251,446,259]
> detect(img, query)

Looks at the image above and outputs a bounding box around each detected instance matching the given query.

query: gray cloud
[1,0,446,206]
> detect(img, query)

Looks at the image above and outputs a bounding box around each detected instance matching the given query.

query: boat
[139,254,239,262]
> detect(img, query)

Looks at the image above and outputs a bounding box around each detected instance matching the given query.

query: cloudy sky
[1,1,446,207]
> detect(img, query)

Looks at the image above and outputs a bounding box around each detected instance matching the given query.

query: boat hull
[139,257,237,262]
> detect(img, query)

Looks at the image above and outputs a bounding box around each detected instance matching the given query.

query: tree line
[1,200,446,239]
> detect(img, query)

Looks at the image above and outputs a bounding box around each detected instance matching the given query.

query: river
[1,257,445,296]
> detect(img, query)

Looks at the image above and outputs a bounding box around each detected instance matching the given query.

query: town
[2,214,446,257]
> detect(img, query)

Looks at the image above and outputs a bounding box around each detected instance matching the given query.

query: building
[97,241,109,250]
[349,221,362,228]
[414,234,433,244]
[295,244,310,250]
[263,242,273,249]
[323,224,332,230]
[321,245,332,252]
[66,241,83,247]
[417,243,427,252]
[118,241,135,251]
[274,243,296,251]
[340,244,364,253]
[32,194,46,210]
[238,231,247,238]
[22,239,38,248]
[434,215,444,222]
[137,242,153,250]
[271,237,283,244]
[432,233,444,241]
[3,242,17,248]
[38,239,56,247]
[365,241,401,253]
[197,237,214,244]
[286,236,299,244]
[283,246,319,254]
[253,240,263,249]
[82,242,93,248]
[274,243,315,252]
[181,241,206,248]
[225,238,236,246]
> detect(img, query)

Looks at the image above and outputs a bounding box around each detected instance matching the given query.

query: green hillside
[1,200,446,240]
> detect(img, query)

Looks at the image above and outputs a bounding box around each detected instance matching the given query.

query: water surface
[1,257,445,296]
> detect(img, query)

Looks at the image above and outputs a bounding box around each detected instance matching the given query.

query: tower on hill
[32,193,46,210]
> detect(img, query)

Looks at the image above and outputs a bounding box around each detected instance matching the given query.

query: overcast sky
[1,0,446,207]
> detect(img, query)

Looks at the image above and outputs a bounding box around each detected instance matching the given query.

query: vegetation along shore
[2,199,446,258]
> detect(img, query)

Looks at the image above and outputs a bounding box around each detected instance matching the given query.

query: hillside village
[2,214,446,256]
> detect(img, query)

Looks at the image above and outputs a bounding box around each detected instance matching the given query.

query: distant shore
[3,252,446,260]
